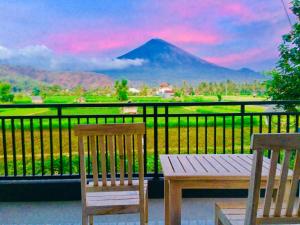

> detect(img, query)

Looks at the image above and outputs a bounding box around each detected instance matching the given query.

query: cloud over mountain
[0,44,145,71]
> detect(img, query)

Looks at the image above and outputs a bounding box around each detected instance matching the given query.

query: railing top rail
[0,100,299,108]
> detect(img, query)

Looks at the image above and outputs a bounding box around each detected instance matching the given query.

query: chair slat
[90,136,98,187]
[286,150,300,216]
[117,135,125,185]
[244,149,264,225]
[107,135,116,186]
[274,150,292,216]
[263,150,279,216]
[98,135,107,186]
[125,134,133,185]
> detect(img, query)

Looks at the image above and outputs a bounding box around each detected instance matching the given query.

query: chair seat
[216,200,300,225]
[85,181,148,215]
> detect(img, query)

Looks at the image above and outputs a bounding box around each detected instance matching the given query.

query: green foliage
[266,0,300,111]
[217,94,222,102]
[32,86,41,96]
[114,79,128,101]
[0,82,14,102]
[196,80,264,96]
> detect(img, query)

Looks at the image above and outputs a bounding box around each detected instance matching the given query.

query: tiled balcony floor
[0,198,244,225]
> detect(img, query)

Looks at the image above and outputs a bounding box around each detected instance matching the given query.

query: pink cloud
[45,30,134,54]
[204,47,278,67]
[152,26,225,45]
[221,3,256,22]
[44,24,226,55]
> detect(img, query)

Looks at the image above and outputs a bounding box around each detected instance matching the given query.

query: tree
[32,86,41,96]
[114,79,128,101]
[266,0,300,111]
[140,84,149,96]
[0,82,14,102]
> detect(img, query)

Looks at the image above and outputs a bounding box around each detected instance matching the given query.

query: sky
[0,0,297,71]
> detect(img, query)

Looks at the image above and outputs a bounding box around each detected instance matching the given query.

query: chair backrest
[245,133,300,225]
[74,123,145,200]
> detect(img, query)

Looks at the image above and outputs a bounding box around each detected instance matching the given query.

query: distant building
[75,96,86,103]
[31,96,43,104]
[157,82,174,98]
[129,88,140,95]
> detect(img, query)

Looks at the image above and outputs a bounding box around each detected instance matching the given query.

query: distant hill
[98,38,264,84]
[0,65,113,89]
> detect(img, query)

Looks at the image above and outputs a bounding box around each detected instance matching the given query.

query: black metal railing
[0,100,299,180]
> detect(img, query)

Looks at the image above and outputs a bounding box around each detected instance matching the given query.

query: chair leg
[145,190,149,224]
[140,208,145,225]
[82,211,88,225]
[89,215,94,225]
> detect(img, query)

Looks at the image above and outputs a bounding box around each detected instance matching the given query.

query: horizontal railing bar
[0,100,299,108]
[0,112,299,120]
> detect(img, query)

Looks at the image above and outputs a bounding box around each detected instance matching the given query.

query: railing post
[240,104,245,154]
[153,105,158,179]
[143,105,147,176]
[165,106,169,154]
[57,106,63,175]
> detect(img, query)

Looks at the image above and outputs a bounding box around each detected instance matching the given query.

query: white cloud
[0,44,145,71]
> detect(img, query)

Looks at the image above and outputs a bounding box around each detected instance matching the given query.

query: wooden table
[160,154,293,225]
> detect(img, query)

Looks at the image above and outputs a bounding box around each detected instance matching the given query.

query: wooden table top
[160,154,293,180]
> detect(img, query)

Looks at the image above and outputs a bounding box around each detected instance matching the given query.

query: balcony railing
[0,100,299,180]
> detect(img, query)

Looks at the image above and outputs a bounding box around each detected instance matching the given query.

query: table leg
[164,179,170,225]
[170,181,182,225]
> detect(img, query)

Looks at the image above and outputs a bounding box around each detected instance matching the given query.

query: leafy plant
[114,79,129,101]
[266,0,300,111]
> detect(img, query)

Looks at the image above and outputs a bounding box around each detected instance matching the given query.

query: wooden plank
[244,150,264,225]
[213,155,242,174]
[74,123,145,136]
[168,155,185,173]
[125,135,133,185]
[177,155,196,174]
[90,136,98,187]
[274,150,291,216]
[98,135,107,186]
[107,135,116,186]
[160,155,174,177]
[251,133,300,150]
[226,155,251,174]
[117,135,125,185]
[203,155,229,174]
[263,150,279,216]
[194,155,219,174]
[287,150,300,216]
[186,155,208,174]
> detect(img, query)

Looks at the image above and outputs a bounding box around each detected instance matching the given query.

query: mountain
[0,65,113,89]
[99,38,264,84]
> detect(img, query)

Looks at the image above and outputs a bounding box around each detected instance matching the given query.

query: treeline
[0,79,266,103]
[173,80,265,97]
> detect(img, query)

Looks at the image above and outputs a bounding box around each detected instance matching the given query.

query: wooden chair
[215,133,300,225]
[74,123,148,225]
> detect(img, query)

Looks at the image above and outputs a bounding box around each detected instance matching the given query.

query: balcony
[0,101,299,224]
